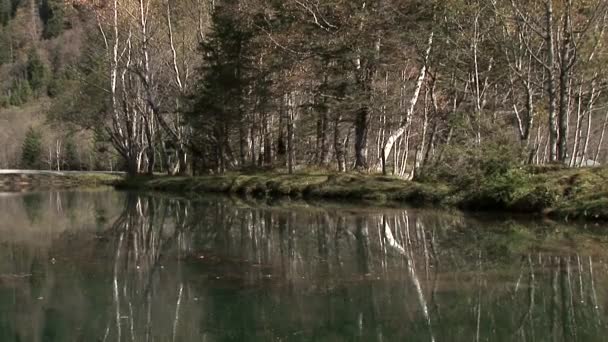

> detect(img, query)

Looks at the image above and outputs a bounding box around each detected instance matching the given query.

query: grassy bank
[58,173,124,188]
[116,172,450,204]
[115,167,608,221]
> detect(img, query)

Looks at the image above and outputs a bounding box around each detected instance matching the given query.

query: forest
[2,0,608,179]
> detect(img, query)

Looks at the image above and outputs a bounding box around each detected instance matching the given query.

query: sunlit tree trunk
[557,0,575,162]
[546,1,559,162]
[382,32,433,175]
[286,92,296,174]
[594,110,608,163]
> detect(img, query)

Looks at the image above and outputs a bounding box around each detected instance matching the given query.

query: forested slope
[0,0,116,170]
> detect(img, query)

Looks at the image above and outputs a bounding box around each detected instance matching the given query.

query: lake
[1,190,607,341]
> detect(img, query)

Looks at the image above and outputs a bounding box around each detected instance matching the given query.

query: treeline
[31,0,608,175]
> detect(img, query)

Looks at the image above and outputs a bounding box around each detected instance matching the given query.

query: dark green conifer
[39,0,64,39]
[9,79,32,106]
[63,137,79,170]
[20,127,43,169]
[26,49,49,95]
[187,1,256,171]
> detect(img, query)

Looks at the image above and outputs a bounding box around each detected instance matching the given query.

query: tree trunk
[558,60,571,163]
[546,1,559,162]
[558,0,574,163]
[569,89,583,167]
[177,148,188,176]
[127,157,139,177]
[144,117,155,175]
[594,110,608,163]
[354,106,369,170]
[334,115,346,172]
[239,119,247,167]
[287,93,295,174]
[287,117,294,174]
[382,32,433,174]
[263,114,273,166]
[580,110,592,167]
[413,90,430,179]
[55,140,61,171]
[316,108,329,166]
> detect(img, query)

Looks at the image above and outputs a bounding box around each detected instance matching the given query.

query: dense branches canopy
[1,0,608,175]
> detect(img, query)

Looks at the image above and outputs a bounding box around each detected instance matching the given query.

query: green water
[1,190,608,341]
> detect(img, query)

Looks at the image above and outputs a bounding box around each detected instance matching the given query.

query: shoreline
[0,171,122,192]
[114,168,608,222]
[2,168,606,222]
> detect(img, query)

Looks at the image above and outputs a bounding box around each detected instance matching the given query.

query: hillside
[0,0,114,170]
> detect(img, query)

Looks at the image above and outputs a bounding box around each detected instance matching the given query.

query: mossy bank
[116,173,449,204]
[116,167,608,222]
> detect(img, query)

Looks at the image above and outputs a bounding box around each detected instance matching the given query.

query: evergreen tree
[63,137,79,170]
[187,2,255,171]
[39,0,64,39]
[0,28,10,64]
[22,193,43,222]
[91,128,117,171]
[9,0,21,16]
[47,48,70,97]
[26,49,48,95]
[9,79,32,106]
[0,0,10,26]
[20,127,43,169]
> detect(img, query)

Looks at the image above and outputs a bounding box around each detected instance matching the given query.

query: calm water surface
[1,190,608,341]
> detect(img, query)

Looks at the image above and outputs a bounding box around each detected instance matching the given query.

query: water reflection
[1,192,608,341]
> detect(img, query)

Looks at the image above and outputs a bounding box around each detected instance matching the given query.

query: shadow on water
[1,191,608,341]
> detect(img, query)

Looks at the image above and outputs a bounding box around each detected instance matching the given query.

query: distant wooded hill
[0,0,115,170]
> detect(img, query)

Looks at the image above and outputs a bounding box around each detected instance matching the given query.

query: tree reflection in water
[104,194,195,341]
[1,192,608,341]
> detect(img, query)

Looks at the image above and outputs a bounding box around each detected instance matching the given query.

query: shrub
[460,168,528,210]
[510,185,558,212]
[422,137,525,187]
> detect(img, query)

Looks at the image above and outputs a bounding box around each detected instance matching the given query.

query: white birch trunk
[382,32,433,175]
